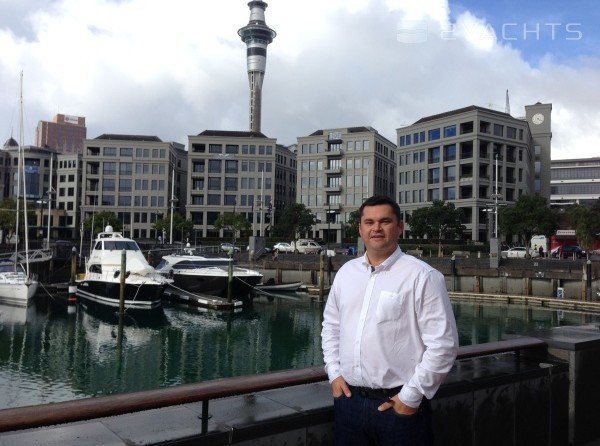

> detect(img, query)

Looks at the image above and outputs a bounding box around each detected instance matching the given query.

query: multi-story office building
[80,134,187,241]
[550,157,600,209]
[55,153,82,238]
[396,103,551,241]
[0,140,65,243]
[296,126,396,244]
[35,114,87,154]
[187,130,294,240]
[274,144,297,215]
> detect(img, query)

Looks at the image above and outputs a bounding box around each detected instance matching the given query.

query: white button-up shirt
[321,247,458,408]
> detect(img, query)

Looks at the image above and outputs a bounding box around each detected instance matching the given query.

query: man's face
[358,204,404,257]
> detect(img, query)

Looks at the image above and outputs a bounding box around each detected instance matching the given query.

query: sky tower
[238,1,276,133]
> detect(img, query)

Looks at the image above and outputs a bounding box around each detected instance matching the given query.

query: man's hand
[377,394,418,415]
[331,376,352,398]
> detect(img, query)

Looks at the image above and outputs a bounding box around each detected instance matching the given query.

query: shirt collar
[361,246,403,272]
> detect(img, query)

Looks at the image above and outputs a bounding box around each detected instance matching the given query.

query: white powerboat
[77,226,172,310]
[155,252,263,298]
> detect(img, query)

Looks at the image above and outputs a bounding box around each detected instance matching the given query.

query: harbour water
[0,292,598,410]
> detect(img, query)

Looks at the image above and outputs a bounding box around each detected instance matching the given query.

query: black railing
[0,337,545,433]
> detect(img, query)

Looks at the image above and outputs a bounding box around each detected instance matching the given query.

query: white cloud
[0,0,599,160]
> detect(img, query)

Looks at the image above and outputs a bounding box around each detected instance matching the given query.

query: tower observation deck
[238,1,276,133]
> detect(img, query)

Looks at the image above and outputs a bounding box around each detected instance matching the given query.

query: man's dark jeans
[333,392,433,446]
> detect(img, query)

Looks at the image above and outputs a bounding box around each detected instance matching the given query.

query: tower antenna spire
[505,89,510,115]
[238,1,276,133]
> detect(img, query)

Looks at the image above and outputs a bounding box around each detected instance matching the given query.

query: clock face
[532,113,544,125]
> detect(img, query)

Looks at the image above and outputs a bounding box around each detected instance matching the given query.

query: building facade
[0,141,67,243]
[396,104,552,242]
[80,134,187,242]
[55,153,82,239]
[35,114,87,154]
[296,126,396,244]
[550,157,600,209]
[186,130,295,241]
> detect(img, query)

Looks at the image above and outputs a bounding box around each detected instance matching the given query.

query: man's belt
[348,385,403,400]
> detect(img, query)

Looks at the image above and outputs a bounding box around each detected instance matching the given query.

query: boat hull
[0,281,38,307]
[170,272,263,298]
[76,280,166,310]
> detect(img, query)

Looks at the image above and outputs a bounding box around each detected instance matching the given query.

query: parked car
[501,247,540,259]
[346,246,358,255]
[273,242,294,253]
[291,239,323,254]
[561,245,585,259]
[220,243,240,253]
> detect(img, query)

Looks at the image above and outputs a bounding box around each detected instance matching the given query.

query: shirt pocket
[375,291,405,322]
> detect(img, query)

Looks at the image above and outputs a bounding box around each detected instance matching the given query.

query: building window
[209,144,222,154]
[120,163,132,175]
[207,195,221,206]
[225,160,238,174]
[103,147,116,156]
[493,124,504,136]
[443,125,456,138]
[224,177,237,191]
[120,148,133,156]
[119,179,132,192]
[191,195,204,205]
[208,177,221,190]
[444,187,456,200]
[428,167,440,184]
[428,147,440,163]
[444,144,456,161]
[103,162,116,175]
[208,160,221,173]
[103,179,116,191]
[428,128,441,141]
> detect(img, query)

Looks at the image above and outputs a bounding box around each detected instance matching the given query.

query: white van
[530,235,548,255]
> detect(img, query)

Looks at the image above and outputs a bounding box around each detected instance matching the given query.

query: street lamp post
[327,202,331,250]
[232,199,237,245]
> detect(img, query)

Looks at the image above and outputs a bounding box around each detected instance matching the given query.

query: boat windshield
[103,241,140,251]
[172,259,231,269]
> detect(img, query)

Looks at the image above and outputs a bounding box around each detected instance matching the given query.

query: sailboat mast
[14,74,22,269]
[19,71,31,276]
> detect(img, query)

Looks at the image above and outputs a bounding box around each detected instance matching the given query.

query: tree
[82,211,122,235]
[213,212,251,243]
[153,213,194,243]
[407,200,465,240]
[0,199,17,244]
[343,210,360,240]
[271,203,315,241]
[566,200,600,257]
[499,194,558,248]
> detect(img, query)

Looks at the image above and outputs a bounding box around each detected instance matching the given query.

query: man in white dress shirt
[321,195,458,445]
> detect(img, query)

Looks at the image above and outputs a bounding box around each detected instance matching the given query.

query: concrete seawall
[246,255,600,301]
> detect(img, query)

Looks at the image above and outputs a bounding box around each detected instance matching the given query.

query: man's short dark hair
[359,195,402,222]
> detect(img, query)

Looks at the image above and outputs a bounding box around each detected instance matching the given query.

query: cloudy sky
[1,0,599,159]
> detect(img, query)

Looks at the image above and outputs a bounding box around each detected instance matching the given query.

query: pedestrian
[321,195,458,446]
[272,247,279,261]
[539,245,544,258]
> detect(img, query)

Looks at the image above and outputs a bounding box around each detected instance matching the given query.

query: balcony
[325,148,343,157]
[325,166,342,175]
[324,185,342,193]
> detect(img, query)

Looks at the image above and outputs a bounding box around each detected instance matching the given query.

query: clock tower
[525,102,552,199]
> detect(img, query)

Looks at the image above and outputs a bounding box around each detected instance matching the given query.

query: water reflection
[0,294,598,410]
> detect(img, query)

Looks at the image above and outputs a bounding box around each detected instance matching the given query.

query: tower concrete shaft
[238,1,276,133]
